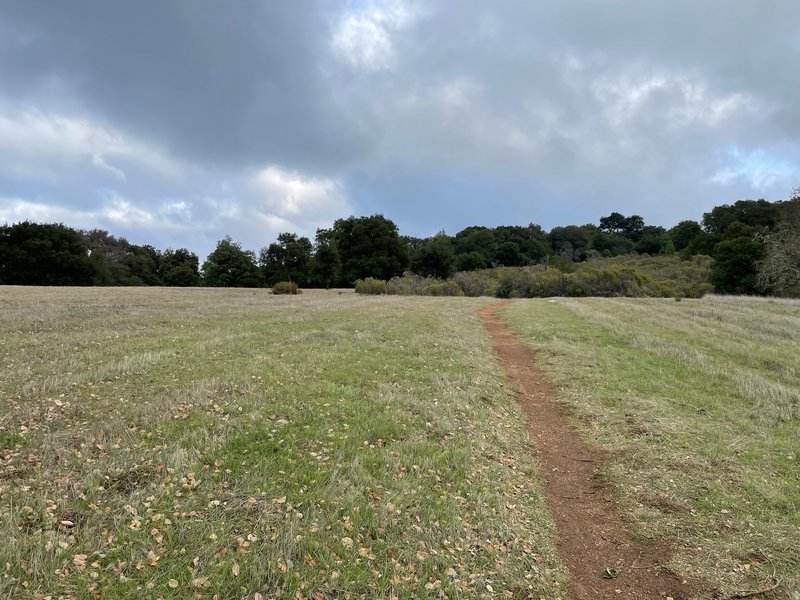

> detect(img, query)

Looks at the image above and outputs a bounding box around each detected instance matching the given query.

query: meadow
[502,296,799,597]
[0,288,562,599]
[0,288,797,599]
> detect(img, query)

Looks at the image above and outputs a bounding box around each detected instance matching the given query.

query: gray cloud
[0,1,372,170]
[1,0,798,257]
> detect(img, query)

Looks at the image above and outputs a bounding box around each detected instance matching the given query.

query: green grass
[0,287,564,599]
[4,288,797,599]
[501,295,800,598]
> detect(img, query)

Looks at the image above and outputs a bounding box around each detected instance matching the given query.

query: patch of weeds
[0,431,26,450]
[102,465,158,495]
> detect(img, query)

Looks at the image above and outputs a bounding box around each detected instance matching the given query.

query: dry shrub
[354,278,387,294]
[272,281,301,295]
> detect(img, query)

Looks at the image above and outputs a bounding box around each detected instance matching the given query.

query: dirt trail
[479,303,702,600]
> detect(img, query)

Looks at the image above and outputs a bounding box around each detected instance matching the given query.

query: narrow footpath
[479,303,703,600]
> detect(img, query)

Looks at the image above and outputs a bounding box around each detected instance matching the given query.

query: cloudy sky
[1,1,798,257]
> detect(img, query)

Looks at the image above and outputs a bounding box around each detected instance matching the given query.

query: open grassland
[0,287,564,599]
[502,295,800,598]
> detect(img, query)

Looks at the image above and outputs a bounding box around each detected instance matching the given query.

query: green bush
[460,255,712,299]
[354,255,711,299]
[354,277,387,294]
[564,273,591,297]
[495,276,514,298]
[272,281,301,294]
[548,255,577,273]
[684,282,713,298]
[527,269,566,297]
[424,279,464,297]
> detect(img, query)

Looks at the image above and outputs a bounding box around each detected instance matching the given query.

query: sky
[1,1,799,259]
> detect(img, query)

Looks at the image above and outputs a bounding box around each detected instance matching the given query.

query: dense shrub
[526,269,566,297]
[452,271,497,297]
[385,273,425,295]
[272,281,301,295]
[495,276,514,298]
[493,255,711,298]
[385,273,464,296]
[424,280,465,296]
[357,255,711,299]
[354,277,387,294]
[547,254,578,273]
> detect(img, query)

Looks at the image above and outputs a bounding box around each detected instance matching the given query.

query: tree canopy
[410,232,455,278]
[331,215,408,286]
[0,222,95,286]
[259,232,313,286]
[2,191,799,297]
[161,248,201,287]
[202,237,263,288]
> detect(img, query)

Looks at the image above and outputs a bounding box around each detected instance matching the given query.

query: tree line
[1,192,798,296]
[0,222,201,287]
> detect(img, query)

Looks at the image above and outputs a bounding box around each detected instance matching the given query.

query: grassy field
[0,287,564,599]
[2,288,798,599]
[502,295,800,598]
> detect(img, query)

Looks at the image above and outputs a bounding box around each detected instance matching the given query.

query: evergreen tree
[259,233,313,286]
[202,237,263,287]
[0,222,95,285]
[160,248,200,286]
[331,215,407,285]
[410,232,455,278]
[309,229,341,288]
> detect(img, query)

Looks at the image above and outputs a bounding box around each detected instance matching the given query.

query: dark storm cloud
[0,1,372,170]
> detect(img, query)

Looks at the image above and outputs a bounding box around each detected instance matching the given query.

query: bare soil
[479,303,707,600]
